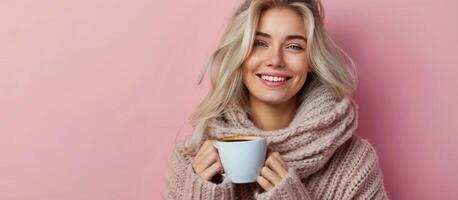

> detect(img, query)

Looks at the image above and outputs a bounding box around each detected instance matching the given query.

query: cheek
[287,58,309,86]
[293,65,308,79]
[241,65,254,88]
[287,56,309,73]
[242,54,262,72]
[242,55,262,83]
[242,66,250,84]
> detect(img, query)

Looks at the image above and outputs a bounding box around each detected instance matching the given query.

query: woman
[164,0,389,199]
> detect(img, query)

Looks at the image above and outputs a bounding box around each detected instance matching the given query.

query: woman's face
[242,7,309,106]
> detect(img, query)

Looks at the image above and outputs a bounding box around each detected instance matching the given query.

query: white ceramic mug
[214,135,267,184]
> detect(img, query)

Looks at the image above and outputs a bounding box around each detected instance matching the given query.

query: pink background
[1,0,457,199]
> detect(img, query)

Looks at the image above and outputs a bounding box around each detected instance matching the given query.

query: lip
[256,73,292,88]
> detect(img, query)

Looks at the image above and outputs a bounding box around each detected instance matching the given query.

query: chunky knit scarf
[205,80,358,180]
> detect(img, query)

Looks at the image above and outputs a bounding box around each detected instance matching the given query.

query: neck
[247,96,299,131]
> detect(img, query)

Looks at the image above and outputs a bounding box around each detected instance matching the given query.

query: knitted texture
[163,80,389,199]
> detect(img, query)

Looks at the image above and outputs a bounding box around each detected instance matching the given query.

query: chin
[252,93,292,105]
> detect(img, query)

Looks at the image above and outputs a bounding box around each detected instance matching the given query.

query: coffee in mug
[214,135,267,184]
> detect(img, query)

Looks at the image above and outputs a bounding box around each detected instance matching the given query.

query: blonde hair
[183,0,357,152]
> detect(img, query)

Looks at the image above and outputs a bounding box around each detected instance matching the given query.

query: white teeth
[260,75,288,82]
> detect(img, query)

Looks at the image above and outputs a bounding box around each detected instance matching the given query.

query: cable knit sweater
[163,80,389,199]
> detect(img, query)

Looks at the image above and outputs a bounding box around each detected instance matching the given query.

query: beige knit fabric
[163,80,389,199]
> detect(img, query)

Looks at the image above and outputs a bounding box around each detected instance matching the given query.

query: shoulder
[313,135,383,183]
[335,135,381,171]
[336,136,387,198]
[345,135,380,159]
[333,135,384,187]
[307,135,386,198]
[310,135,382,179]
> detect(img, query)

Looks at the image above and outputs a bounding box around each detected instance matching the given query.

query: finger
[266,153,288,178]
[194,150,218,174]
[266,149,273,158]
[271,152,288,170]
[194,140,210,163]
[261,166,282,185]
[194,140,214,162]
[257,175,274,192]
[192,142,210,170]
[200,161,224,181]
[194,142,215,165]
[267,151,289,173]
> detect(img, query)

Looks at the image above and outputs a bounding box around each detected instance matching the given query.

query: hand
[191,140,224,181]
[257,151,289,192]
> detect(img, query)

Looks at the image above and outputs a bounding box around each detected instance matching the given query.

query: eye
[253,40,267,47]
[287,44,304,51]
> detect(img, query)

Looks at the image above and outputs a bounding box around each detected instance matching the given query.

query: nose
[264,47,285,68]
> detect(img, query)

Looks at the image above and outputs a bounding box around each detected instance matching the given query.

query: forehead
[256,7,306,37]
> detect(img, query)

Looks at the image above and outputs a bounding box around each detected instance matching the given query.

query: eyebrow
[256,31,307,42]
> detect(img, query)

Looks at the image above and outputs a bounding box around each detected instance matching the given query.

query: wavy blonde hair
[183,0,357,152]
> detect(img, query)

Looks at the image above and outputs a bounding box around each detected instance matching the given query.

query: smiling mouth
[255,74,292,82]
